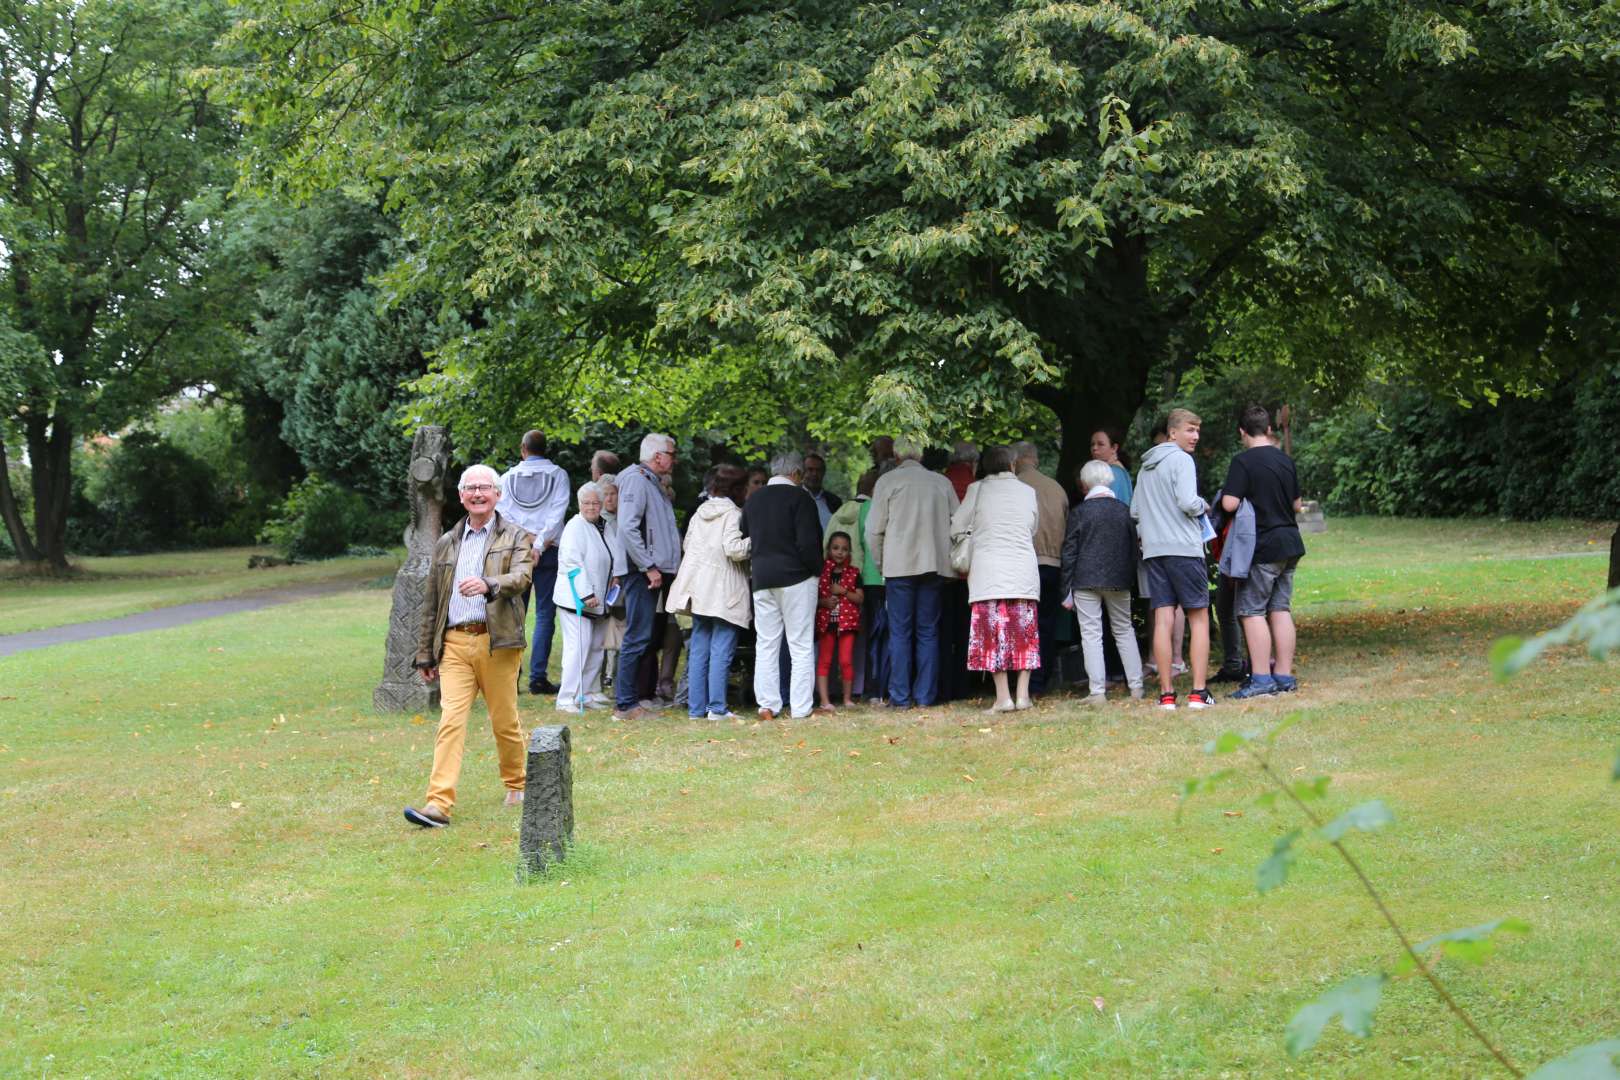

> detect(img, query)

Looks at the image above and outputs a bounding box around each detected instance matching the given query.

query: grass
[1,518,1616,1077]
[0,547,402,634]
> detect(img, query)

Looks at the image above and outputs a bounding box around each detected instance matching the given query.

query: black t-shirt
[1222,445,1306,564]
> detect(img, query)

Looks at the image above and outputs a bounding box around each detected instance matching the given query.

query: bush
[73,432,228,553]
[1294,366,1620,520]
[259,475,403,560]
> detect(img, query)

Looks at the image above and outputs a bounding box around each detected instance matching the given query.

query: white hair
[576,481,603,506]
[1010,440,1039,465]
[893,439,924,461]
[639,432,675,463]
[596,472,617,491]
[770,450,804,478]
[1078,460,1115,493]
[950,441,980,465]
[458,464,500,491]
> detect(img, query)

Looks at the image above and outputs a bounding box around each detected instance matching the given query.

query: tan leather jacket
[415,511,536,666]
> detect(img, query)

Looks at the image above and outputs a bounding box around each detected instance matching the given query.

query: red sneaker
[1188,688,1216,710]
[1158,692,1178,711]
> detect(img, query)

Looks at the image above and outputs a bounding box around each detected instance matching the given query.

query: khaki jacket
[667,497,753,627]
[1016,463,1070,567]
[865,460,960,579]
[415,511,536,667]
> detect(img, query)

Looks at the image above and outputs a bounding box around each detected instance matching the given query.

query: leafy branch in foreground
[1185,714,1529,1073]
[1492,586,1620,781]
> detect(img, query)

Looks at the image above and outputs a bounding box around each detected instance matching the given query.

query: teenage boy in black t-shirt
[1220,405,1306,697]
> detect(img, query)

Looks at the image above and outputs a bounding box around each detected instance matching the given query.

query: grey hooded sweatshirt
[1131,442,1208,559]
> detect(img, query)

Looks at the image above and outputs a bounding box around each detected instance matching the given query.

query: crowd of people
[401,409,1306,827]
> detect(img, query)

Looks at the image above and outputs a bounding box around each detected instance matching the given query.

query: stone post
[520,725,575,873]
[374,426,451,712]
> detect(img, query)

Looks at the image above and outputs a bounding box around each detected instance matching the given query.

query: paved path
[0,578,374,658]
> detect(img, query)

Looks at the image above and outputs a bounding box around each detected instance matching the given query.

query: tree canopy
[217,0,1620,479]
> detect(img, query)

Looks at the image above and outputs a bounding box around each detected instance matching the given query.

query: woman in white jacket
[666,465,752,720]
[553,482,621,713]
[950,445,1041,713]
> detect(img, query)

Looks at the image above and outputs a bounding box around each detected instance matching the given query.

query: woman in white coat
[666,465,752,720]
[950,445,1041,713]
[553,482,620,713]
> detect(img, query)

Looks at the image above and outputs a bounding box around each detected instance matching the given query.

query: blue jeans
[615,571,657,710]
[886,573,941,707]
[864,584,888,701]
[528,546,560,688]
[687,615,740,717]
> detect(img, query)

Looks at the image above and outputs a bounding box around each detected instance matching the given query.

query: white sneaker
[1171,660,1189,677]
[706,711,738,722]
[1083,693,1107,706]
[555,701,585,714]
[583,694,612,709]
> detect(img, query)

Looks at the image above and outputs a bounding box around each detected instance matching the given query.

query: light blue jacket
[1131,442,1207,559]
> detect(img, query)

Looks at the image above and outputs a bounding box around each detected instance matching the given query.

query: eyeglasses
[460,484,496,493]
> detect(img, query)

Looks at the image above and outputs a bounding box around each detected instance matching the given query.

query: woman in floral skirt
[950,445,1041,713]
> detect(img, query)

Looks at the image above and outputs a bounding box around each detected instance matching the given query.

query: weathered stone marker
[1297,499,1328,535]
[520,725,574,873]
[374,426,451,712]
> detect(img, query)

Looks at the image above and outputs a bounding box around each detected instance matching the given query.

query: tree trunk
[25,414,73,572]
[0,433,41,562]
[1609,525,1619,592]
[1032,233,1161,492]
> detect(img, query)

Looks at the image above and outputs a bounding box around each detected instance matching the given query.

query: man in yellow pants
[405,464,536,828]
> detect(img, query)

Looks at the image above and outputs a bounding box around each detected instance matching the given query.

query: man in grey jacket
[613,433,683,720]
[1131,409,1214,710]
[496,430,571,695]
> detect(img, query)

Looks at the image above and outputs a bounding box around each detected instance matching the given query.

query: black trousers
[939,578,971,702]
[1031,564,1065,694]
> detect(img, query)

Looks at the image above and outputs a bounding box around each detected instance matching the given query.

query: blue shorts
[1144,555,1210,611]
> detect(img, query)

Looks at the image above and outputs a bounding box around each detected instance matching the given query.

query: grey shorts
[1236,557,1300,617]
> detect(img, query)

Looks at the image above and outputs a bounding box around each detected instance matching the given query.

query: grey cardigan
[1060,493,1138,594]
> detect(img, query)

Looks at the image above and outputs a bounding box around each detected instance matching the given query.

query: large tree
[219,1,1619,480]
[1,0,241,568]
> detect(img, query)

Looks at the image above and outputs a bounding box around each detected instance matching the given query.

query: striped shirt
[446,520,492,627]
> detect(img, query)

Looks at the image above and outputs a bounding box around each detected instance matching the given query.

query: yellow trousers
[426,630,526,815]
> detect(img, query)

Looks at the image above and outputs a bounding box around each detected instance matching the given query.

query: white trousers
[1073,589,1143,693]
[753,576,818,718]
[557,608,607,707]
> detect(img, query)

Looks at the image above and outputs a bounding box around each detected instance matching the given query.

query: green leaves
[1527,1039,1620,1079]
[1492,588,1620,680]
[1257,829,1300,893]
[1286,974,1387,1057]
[1320,800,1394,843]
[1398,918,1531,972]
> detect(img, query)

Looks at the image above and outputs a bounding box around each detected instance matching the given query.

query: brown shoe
[612,706,647,721]
[757,707,776,721]
[504,790,524,807]
[404,804,449,828]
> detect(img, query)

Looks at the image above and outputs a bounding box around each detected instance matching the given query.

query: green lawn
[0,546,402,633]
[1,519,1616,1077]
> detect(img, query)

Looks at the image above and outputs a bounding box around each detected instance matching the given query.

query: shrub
[74,432,227,553]
[259,475,403,560]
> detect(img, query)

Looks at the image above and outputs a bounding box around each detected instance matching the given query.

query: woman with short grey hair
[1060,460,1144,702]
[552,481,621,712]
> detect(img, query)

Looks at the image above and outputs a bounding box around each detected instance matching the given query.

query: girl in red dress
[815,532,864,711]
